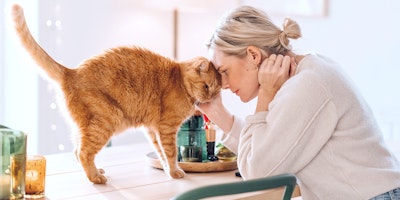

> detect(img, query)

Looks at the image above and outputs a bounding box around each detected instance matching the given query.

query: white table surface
[43,142,301,200]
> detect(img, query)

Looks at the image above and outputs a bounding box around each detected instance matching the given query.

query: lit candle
[25,155,46,198]
[0,175,11,199]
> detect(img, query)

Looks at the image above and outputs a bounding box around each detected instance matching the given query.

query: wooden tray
[146,152,238,172]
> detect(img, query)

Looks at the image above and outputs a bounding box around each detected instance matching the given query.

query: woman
[198,5,400,200]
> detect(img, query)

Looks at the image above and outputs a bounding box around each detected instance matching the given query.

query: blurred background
[1,0,399,155]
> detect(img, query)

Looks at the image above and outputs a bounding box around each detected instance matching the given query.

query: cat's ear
[195,59,210,73]
[183,57,212,73]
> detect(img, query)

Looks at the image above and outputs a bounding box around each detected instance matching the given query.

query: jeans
[370,188,400,200]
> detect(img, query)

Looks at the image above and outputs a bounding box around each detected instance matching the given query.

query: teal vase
[177,115,207,162]
[0,128,27,199]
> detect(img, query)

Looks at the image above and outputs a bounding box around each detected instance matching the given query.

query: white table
[44,142,300,200]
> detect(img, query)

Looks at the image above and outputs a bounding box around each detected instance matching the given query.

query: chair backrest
[171,173,297,200]
[0,124,9,128]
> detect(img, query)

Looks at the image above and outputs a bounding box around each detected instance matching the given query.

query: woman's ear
[246,46,262,65]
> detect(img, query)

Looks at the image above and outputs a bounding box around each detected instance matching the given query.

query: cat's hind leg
[76,126,111,184]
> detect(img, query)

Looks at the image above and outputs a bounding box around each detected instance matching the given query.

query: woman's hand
[258,54,296,94]
[255,54,297,112]
[196,92,223,115]
[196,93,234,133]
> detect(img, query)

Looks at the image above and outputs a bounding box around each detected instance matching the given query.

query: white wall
[291,1,400,139]
[178,0,400,139]
[1,0,174,154]
[1,0,39,153]
[1,0,399,154]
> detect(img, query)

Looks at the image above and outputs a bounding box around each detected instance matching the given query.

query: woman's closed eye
[216,65,229,76]
[219,69,228,75]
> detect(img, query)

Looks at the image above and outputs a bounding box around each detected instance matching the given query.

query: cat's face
[181,57,221,104]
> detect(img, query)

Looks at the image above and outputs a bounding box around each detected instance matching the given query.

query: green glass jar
[177,115,207,162]
[0,128,27,200]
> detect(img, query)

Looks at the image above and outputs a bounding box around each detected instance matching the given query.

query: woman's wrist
[199,103,233,133]
[255,89,276,112]
[208,106,234,133]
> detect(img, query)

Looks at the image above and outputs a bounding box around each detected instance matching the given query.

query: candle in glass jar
[25,155,46,198]
[0,175,11,199]
[10,154,26,199]
[204,114,218,161]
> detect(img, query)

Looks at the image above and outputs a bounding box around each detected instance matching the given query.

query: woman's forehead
[211,48,230,61]
[209,49,224,67]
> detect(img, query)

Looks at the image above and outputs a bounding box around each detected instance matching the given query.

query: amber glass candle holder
[25,155,46,198]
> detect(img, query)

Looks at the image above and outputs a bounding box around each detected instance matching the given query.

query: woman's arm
[238,74,336,179]
[196,93,234,133]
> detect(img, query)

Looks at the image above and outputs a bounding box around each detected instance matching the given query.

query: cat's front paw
[89,173,108,184]
[169,168,185,179]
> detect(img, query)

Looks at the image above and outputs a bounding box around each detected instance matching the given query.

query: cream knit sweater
[221,54,400,199]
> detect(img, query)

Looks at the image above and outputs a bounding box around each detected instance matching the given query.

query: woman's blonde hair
[207,6,302,57]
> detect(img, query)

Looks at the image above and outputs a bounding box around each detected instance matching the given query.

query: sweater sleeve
[220,115,245,154]
[238,73,339,180]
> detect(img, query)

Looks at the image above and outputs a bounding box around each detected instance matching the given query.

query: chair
[171,173,297,200]
[0,124,9,129]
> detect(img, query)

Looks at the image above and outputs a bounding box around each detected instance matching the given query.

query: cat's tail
[12,4,67,82]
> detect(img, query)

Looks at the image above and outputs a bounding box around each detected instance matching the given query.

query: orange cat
[12,5,221,184]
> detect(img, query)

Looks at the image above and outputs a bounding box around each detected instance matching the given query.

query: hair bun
[282,18,302,39]
[278,18,302,51]
[278,31,290,49]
